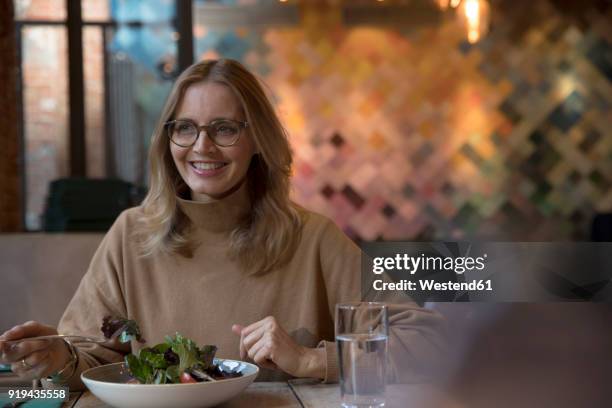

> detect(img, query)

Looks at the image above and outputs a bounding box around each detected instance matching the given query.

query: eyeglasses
[164,118,248,147]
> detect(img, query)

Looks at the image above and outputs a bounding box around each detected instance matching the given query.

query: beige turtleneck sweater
[57,185,446,390]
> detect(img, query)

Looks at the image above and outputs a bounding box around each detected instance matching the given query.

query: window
[15,0,184,230]
[16,2,69,230]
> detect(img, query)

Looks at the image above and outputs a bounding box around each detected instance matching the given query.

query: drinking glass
[335,302,388,408]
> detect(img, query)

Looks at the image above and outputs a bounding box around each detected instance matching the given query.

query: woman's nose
[192,128,217,154]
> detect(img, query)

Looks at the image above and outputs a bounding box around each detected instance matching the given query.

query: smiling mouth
[190,162,228,170]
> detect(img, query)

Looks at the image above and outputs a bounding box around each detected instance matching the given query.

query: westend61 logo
[370,252,492,293]
[372,253,488,275]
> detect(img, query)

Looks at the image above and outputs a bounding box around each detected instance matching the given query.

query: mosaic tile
[330,132,344,147]
[346,162,375,192]
[548,90,587,131]
[381,204,396,219]
[321,184,335,199]
[328,193,355,228]
[499,98,522,124]
[192,1,612,240]
[341,185,365,210]
[586,37,612,82]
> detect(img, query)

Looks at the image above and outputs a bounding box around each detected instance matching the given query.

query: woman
[0,59,445,389]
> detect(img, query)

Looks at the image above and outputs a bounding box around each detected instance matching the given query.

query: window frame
[15,0,195,230]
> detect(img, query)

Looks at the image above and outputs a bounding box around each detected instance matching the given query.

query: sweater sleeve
[53,210,133,390]
[317,218,448,384]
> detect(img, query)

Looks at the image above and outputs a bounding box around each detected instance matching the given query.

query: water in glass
[337,333,388,408]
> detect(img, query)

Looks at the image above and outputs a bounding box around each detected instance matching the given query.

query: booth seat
[0,233,104,330]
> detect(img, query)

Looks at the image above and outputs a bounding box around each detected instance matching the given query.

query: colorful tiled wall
[195,1,612,241]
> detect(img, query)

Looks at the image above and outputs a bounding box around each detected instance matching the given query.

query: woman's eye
[216,125,237,134]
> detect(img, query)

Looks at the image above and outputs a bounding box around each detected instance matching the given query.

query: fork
[3,334,108,345]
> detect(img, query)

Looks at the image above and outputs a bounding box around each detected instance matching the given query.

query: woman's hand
[0,321,72,380]
[232,316,325,379]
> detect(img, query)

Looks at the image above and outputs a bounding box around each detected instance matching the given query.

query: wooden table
[60,380,460,408]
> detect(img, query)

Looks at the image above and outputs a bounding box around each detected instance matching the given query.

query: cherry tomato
[179,372,197,384]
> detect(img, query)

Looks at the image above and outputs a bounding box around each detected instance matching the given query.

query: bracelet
[49,339,78,384]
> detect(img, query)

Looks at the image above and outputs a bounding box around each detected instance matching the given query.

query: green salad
[101,316,243,384]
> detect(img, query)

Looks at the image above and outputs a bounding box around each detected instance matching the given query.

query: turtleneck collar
[176,181,251,234]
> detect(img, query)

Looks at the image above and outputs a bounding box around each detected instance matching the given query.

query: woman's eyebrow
[173,116,236,122]
[171,115,196,123]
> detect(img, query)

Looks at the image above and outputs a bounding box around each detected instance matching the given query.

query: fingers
[246,332,268,361]
[0,323,30,354]
[1,340,52,364]
[233,317,276,361]
[242,325,267,352]
[0,321,57,365]
[234,317,284,370]
[10,349,51,379]
[231,324,247,360]
[0,322,71,381]
[2,321,55,341]
[240,316,275,337]
[234,316,320,378]
[251,339,276,370]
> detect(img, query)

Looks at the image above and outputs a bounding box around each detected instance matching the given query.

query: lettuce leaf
[101,316,145,343]
[167,333,200,373]
[123,332,219,384]
[139,348,168,369]
[165,365,179,383]
[198,345,217,369]
[125,354,153,384]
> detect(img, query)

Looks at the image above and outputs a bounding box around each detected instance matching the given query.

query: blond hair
[137,59,302,274]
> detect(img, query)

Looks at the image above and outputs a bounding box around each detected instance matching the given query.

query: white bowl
[81,360,259,408]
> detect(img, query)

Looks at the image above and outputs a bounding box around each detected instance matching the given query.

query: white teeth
[192,162,225,170]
